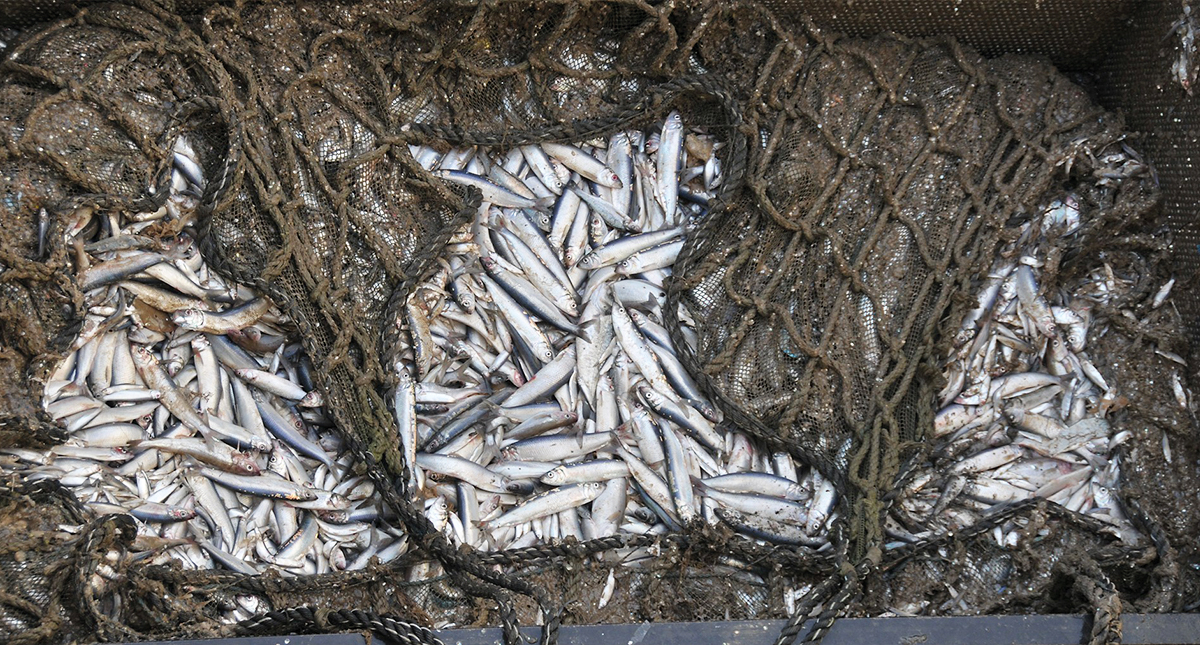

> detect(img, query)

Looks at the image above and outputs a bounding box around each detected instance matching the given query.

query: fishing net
[667,25,1165,555]
[0,1,1197,645]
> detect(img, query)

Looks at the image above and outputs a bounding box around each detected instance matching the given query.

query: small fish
[78,253,168,291]
[132,437,260,475]
[172,298,273,333]
[434,169,554,211]
[482,482,604,529]
[36,207,50,259]
[541,142,623,188]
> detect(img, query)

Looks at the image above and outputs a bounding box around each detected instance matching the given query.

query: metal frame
[122,614,1200,645]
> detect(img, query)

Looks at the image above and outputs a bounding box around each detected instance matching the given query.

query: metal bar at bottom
[437,614,1200,645]
[123,636,368,645]
[114,614,1200,645]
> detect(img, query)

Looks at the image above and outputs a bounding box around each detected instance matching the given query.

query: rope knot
[312,607,332,631]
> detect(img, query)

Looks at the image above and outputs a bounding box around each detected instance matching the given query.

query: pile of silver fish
[894,172,1166,555]
[393,114,837,557]
[2,114,1166,616]
[3,116,838,598]
[7,138,404,601]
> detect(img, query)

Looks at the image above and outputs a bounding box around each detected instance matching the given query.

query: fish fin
[597,343,617,375]
[626,295,660,312]
[551,334,574,352]
[200,431,222,454]
[531,196,555,213]
[56,381,87,399]
[480,398,502,413]
[204,288,237,304]
[479,442,503,465]
[485,210,505,230]
[613,423,636,448]
[195,414,222,453]
[571,319,596,343]
[480,399,518,424]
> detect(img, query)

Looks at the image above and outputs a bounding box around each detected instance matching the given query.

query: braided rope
[237,607,445,645]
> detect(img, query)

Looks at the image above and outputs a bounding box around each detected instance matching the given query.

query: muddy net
[0,1,1197,645]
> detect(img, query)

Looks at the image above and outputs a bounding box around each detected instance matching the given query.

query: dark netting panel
[763,0,1136,69]
[666,30,1153,555]
[1098,3,1200,353]
[0,2,1195,645]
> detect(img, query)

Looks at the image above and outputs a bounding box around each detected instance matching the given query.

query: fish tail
[532,196,556,213]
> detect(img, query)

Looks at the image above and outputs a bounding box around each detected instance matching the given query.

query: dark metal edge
[120,614,1200,645]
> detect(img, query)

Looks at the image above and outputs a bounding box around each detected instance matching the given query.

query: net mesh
[667,27,1155,556]
[0,1,1196,644]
